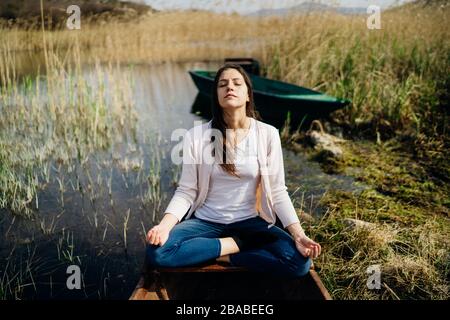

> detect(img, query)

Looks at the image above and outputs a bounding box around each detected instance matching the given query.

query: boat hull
[130,268,332,300]
[189,70,349,129]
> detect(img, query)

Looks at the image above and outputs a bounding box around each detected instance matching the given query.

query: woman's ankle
[219,237,240,255]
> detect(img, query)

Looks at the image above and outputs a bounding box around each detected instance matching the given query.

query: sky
[140,0,415,14]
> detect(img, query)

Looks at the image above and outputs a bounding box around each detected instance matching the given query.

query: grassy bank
[294,139,449,299]
[270,3,449,299]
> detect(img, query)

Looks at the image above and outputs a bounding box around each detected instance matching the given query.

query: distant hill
[413,0,449,6]
[247,2,367,17]
[0,0,156,29]
[401,0,450,8]
[384,0,449,13]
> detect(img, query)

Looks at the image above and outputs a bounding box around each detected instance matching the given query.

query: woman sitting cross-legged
[145,63,321,279]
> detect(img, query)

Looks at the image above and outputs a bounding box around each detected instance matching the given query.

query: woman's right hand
[146,224,170,247]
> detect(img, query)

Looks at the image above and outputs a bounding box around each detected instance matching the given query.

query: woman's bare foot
[219,237,240,255]
[216,255,231,263]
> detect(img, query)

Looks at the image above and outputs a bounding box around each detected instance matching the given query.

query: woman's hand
[287,222,321,259]
[146,224,170,247]
[146,213,179,246]
[294,232,321,259]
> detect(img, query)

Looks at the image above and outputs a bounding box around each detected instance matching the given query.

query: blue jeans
[146,216,311,278]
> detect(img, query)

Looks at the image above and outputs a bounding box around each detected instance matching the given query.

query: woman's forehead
[219,69,244,80]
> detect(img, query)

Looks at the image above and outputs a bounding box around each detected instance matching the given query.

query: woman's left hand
[294,232,321,259]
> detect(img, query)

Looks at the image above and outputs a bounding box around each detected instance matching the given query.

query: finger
[310,245,316,259]
[147,229,153,243]
[300,248,307,257]
[156,235,162,246]
[307,240,320,257]
[297,244,308,257]
[150,231,158,245]
[153,232,160,245]
[317,244,322,257]
[148,230,154,244]
[305,248,311,257]
[313,243,320,257]
[309,246,315,259]
[313,246,319,259]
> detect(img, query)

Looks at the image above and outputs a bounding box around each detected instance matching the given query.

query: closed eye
[218,81,243,87]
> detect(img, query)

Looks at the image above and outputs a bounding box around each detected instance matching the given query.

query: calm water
[0,57,363,299]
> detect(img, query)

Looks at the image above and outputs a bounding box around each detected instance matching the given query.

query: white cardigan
[165,119,300,228]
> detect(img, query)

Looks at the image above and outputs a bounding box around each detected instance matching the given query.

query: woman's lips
[225,94,237,98]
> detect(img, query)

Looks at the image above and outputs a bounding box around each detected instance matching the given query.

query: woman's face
[217,68,249,110]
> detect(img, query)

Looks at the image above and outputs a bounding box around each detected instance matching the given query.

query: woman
[146,64,321,278]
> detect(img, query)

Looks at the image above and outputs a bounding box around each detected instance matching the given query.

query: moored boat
[189,68,350,129]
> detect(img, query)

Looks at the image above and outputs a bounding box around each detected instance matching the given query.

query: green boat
[189,69,350,129]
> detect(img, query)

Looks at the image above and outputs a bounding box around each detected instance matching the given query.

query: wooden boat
[189,69,350,129]
[129,262,332,300]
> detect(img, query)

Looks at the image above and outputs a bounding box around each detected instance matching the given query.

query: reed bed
[0,11,285,64]
[262,4,449,141]
[3,5,447,140]
[0,31,138,217]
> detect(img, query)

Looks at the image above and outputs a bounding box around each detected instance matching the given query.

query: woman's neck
[223,109,249,129]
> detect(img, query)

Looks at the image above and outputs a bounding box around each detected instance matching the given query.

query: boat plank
[130,263,332,300]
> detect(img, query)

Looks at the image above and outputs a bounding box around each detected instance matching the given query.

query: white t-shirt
[194,118,260,224]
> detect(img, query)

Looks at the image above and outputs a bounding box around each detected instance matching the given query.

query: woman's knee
[290,255,311,277]
[279,243,312,278]
[146,243,178,268]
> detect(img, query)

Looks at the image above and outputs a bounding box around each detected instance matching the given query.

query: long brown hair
[211,64,261,177]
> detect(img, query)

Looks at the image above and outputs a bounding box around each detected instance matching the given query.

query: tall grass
[0,11,284,64]
[262,5,449,140]
[3,5,447,140]
[0,26,137,217]
[313,189,449,299]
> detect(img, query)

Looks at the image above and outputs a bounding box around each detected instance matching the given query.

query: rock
[343,218,376,230]
[314,141,344,159]
[306,120,344,160]
[309,130,342,147]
